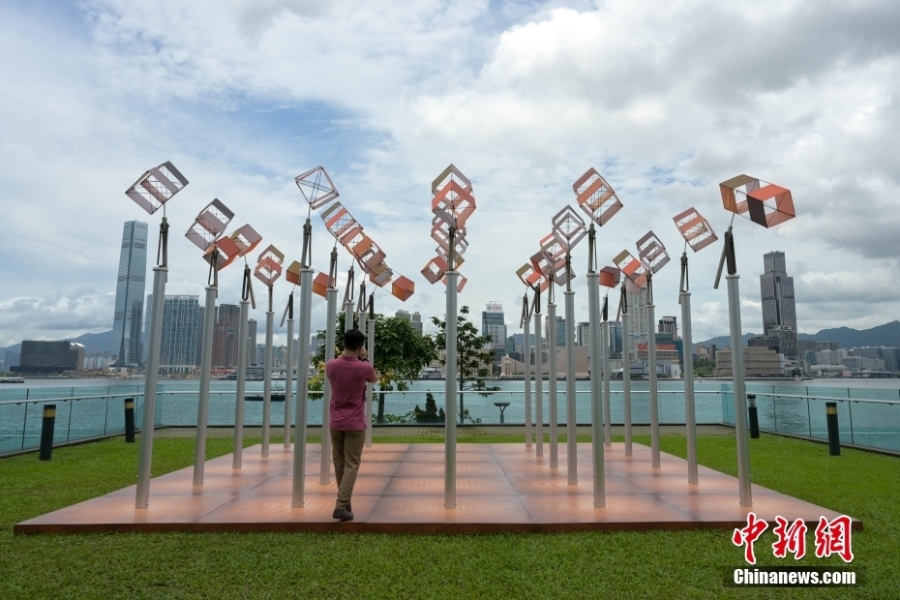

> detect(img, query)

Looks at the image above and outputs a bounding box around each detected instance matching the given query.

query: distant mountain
[0,330,114,358]
[697,321,900,350]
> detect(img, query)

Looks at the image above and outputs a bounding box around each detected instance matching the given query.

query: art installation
[125,161,189,509]
[716,175,796,508]
[421,164,476,509]
[673,208,719,484]
[184,198,235,485]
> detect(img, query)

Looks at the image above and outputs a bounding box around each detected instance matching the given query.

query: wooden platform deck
[15,442,857,534]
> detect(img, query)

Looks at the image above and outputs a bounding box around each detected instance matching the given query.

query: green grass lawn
[1,431,898,599]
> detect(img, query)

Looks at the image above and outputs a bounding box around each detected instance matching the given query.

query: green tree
[431,305,499,424]
[314,312,437,423]
[694,358,716,377]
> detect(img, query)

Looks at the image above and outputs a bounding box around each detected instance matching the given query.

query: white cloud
[2,0,900,352]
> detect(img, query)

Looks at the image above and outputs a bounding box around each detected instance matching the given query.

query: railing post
[826,402,841,456]
[747,394,759,438]
[125,398,136,443]
[39,404,56,461]
[103,397,110,436]
[848,401,854,445]
[66,399,74,442]
[20,402,28,450]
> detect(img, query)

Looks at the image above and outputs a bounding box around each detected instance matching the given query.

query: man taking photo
[326,328,378,521]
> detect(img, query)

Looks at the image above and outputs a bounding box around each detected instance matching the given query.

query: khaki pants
[330,430,365,510]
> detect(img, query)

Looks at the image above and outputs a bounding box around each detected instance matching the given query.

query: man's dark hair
[343,328,366,352]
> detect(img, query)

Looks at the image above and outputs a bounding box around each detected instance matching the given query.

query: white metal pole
[444,271,458,508]
[534,311,543,457]
[292,268,314,507]
[564,290,577,485]
[547,302,558,469]
[320,288,337,482]
[622,297,633,456]
[523,315,532,451]
[727,274,752,507]
[262,307,274,457]
[344,301,354,334]
[681,290,698,484]
[232,299,249,470]
[366,316,375,448]
[602,318,612,448]
[648,298,660,468]
[135,266,166,508]
[193,284,217,484]
[283,314,294,451]
[586,274,604,505]
[359,310,371,448]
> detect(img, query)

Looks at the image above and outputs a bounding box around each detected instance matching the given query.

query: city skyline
[109,220,147,367]
[3,2,900,349]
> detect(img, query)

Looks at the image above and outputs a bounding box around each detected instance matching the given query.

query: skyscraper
[110,221,148,367]
[760,251,798,358]
[159,296,201,374]
[247,319,258,365]
[658,316,678,337]
[546,316,566,347]
[213,304,241,368]
[411,311,423,336]
[576,322,590,347]
[482,302,507,363]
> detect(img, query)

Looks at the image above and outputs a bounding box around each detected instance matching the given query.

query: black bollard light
[747,394,759,439]
[39,404,56,461]
[494,402,510,424]
[826,402,841,456]
[124,398,136,443]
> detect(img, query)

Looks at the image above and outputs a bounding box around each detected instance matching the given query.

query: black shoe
[347,502,351,514]
[332,508,354,521]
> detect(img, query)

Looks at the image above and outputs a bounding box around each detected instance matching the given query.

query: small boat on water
[0,377,25,384]
[245,386,288,401]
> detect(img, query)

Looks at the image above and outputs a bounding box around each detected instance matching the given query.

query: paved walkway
[154,424,735,438]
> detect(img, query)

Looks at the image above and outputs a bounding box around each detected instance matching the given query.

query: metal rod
[602,317,612,449]
[444,271,459,508]
[320,287,337,482]
[621,287,632,456]
[534,310,543,457]
[193,284,217,484]
[135,265,167,509]
[283,313,294,451]
[547,301,558,469]
[359,309,371,447]
[564,290,577,484]
[292,267,314,507]
[727,273,752,507]
[681,290,699,484]
[232,299,250,470]
[366,315,375,448]
[523,312,532,451]
[261,307,274,457]
[648,297,660,468]
[586,273,604,505]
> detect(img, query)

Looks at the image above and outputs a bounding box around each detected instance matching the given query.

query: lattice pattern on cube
[186,198,234,251]
[348,234,386,274]
[431,217,469,254]
[422,164,476,289]
[321,202,364,247]
[516,262,549,292]
[228,224,262,258]
[573,168,622,226]
[126,162,189,215]
[747,184,795,229]
[673,208,718,252]
[204,235,240,270]
[295,166,339,209]
[391,276,415,302]
[432,179,476,230]
[253,245,284,287]
[719,174,759,216]
[421,256,448,284]
[369,262,394,287]
[551,206,587,249]
[431,164,473,196]
[636,231,669,274]
[599,266,620,288]
[436,246,466,270]
[614,249,648,293]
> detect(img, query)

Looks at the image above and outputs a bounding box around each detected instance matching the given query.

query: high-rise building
[13,341,84,374]
[482,302,507,363]
[609,321,623,358]
[213,304,241,368]
[658,316,678,338]
[110,221,148,367]
[576,322,590,347]
[411,311,423,336]
[626,291,650,345]
[159,295,201,374]
[760,251,798,358]
[247,319,258,365]
[546,316,566,347]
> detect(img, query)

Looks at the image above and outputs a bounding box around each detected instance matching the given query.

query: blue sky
[2,0,900,349]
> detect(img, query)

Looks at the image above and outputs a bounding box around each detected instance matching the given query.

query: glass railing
[720,384,900,454]
[2,381,899,455]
